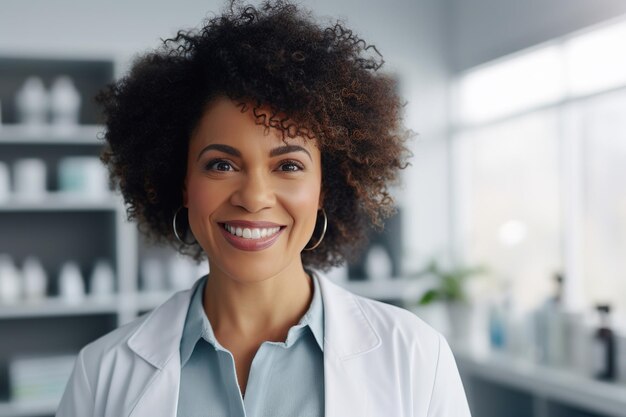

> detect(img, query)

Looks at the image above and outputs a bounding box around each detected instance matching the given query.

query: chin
[215,257,291,283]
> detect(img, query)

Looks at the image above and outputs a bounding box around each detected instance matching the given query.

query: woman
[57,1,471,416]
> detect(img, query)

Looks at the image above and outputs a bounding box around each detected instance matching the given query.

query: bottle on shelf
[488,286,510,351]
[90,259,115,299]
[13,158,47,201]
[591,304,616,381]
[15,76,49,132]
[364,244,393,281]
[22,256,48,301]
[0,254,21,303]
[58,261,86,304]
[58,156,109,200]
[49,75,81,132]
[533,271,567,366]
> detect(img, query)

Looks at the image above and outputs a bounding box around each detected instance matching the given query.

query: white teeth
[224,224,281,240]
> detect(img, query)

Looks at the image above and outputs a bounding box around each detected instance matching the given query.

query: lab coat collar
[127,269,381,366]
[126,269,381,417]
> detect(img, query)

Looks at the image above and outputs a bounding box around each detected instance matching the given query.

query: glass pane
[457,46,565,125]
[580,88,626,317]
[457,109,562,312]
[564,19,626,96]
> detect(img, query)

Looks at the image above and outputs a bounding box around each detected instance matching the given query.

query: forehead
[191,96,316,149]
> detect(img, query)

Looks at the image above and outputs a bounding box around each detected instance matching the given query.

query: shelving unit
[0,399,59,417]
[453,343,626,417]
[0,297,118,319]
[0,54,133,417]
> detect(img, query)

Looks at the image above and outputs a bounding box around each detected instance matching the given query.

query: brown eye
[206,159,235,171]
[279,160,304,172]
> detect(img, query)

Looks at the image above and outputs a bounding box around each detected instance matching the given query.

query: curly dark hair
[96,0,413,271]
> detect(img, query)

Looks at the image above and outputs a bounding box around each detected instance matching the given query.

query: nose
[229,169,276,213]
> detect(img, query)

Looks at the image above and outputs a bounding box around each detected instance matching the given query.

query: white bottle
[13,158,47,201]
[0,254,22,303]
[90,259,115,299]
[59,261,85,304]
[15,76,49,131]
[22,256,48,301]
[364,244,393,281]
[49,76,81,132]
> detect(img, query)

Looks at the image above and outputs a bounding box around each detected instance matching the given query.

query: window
[453,17,626,324]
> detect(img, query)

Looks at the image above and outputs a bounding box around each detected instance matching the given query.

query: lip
[220,220,285,228]
[218,222,286,251]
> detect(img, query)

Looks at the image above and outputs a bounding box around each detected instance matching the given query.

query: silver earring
[303,208,328,251]
[173,206,196,245]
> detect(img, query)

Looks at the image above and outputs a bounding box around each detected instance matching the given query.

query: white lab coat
[56,270,471,417]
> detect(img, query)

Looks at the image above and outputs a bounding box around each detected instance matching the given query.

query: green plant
[410,259,488,305]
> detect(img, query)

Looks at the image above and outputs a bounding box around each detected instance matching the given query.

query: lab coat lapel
[316,272,382,417]
[122,271,382,417]
[125,279,202,417]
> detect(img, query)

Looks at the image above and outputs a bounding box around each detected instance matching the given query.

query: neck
[202,261,313,341]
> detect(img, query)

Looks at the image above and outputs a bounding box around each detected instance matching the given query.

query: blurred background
[1,0,626,416]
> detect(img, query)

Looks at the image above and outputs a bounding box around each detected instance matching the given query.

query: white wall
[0,0,453,274]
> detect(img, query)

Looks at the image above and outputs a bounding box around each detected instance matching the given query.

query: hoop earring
[303,208,328,251]
[173,206,196,245]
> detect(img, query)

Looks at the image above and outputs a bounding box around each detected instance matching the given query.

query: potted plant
[409,259,488,342]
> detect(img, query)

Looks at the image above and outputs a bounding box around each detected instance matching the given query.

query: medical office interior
[1,0,626,416]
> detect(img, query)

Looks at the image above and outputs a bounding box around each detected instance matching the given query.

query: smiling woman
[56,1,472,416]
[184,96,323,278]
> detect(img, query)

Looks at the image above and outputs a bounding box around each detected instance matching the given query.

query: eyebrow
[197,143,312,161]
[270,145,312,161]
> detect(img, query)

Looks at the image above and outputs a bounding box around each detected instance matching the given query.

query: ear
[318,188,325,209]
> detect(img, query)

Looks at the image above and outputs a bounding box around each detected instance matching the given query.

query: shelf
[0,124,105,145]
[452,343,626,417]
[133,290,179,313]
[0,399,57,417]
[338,277,427,301]
[130,278,425,313]
[0,297,118,319]
[0,193,119,211]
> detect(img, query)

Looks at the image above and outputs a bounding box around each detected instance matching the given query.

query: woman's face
[183,96,323,283]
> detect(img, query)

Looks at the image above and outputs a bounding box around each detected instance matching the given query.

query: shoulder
[313,269,443,354]
[78,284,195,375]
[78,311,149,373]
[353,292,471,415]
[353,293,443,349]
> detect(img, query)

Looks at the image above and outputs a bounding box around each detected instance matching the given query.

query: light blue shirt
[177,270,325,417]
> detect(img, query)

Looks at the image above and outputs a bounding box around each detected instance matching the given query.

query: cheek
[280,179,321,223]
[184,176,222,225]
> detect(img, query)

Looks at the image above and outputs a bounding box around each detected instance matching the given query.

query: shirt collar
[179,270,325,367]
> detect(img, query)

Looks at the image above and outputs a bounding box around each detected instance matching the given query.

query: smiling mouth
[219,223,285,240]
